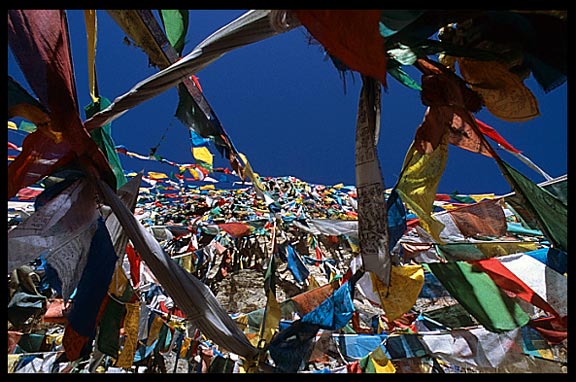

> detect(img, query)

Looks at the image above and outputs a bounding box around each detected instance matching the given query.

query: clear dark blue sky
[8,10,568,195]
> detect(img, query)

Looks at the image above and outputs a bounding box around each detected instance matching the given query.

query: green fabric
[379,11,425,38]
[425,261,530,332]
[449,192,476,204]
[18,333,46,352]
[422,303,477,329]
[387,64,422,91]
[159,10,189,56]
[18,120,37,133]
[96,270,133,357]
[156,322,172,352]
[435,243,488,261]
[85,96,127,188]
[97,297,126,357]
[175,84,227,155]
[7,290,46,326]
[506,222,543,236]
[208,355,235,373]
[500,160,567,252]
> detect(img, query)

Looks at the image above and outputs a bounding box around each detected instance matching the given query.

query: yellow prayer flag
[8,121,18,130]
[200,184,215,190]
[396,135,448,242]
[459,58,539,122]
[181,254,193,273]
[187,167,201,180]
[179,337,191,358]
[239,153,266,194]
[469,193,496,202]
[108,263,129,297]
[147,171,168,180]
[259,289,281,347]
[308,274,320,291]
[84,10,99,103]
[8,354,19,373]
[115,302,140,369]
[192,146,213,167]
[475,241,538,258]
[369,345,396,373]
[146,315,164,347]
[371,265,424,322]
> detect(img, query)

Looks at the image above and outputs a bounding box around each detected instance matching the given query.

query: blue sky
[8,10,568,195]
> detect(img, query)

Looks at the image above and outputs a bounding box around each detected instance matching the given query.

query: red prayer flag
[295,10,388,86]
[7,10,116,199]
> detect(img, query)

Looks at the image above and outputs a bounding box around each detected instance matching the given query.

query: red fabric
[7,10,116,199]
[16,187,43,200]
[346,360,362,373]
[314,245,322,267]
[63,325,89,361]
[126,243,141,287]
[42,298,67,324]
[528,316,568,344]
[295,10,388,86]
[351,311,372,334]
[435,193,452,201]
[8,142,19,151]
[290,281,340,316]
[8,331,23,353]
[217,222,252,238]
[382,312,418,332]
[471,258,560,317]
[449,199,507,237]
[475,118,521,154]
[159,300,186,319]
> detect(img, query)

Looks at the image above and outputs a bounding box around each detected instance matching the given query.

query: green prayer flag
[85,96,127,188]
[159,10,189,56]
[425,261,530,332]
[97,297,126,358]
[500,160,567,252]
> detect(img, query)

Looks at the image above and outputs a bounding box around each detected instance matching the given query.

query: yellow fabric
[181,254,193,273]
[186,167,201,180]
[46,333,64,346]
[234,314,249,332]
[347,238,360,254]
[239,153,267,195]
[369,345,396,373]
[192,146,213,167]
[458,58,540,122]
[8,121,17,130]
[537,348,555,361]
[115,302,140,369]
[396,134,448,242]
[308,274,320,290]
[469,193,496,202]
[259,289,281,347]
[371,265,424,321]
[179,337,191,358]
[8,354,20,373]
[108,263,129,297]
[475,241,538,258]
[146,315,164,347]
[200,184,215,190]
[83,10,99,103]
[238,356,259,373]
[147,171,168,180]
[8,103,58,142]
